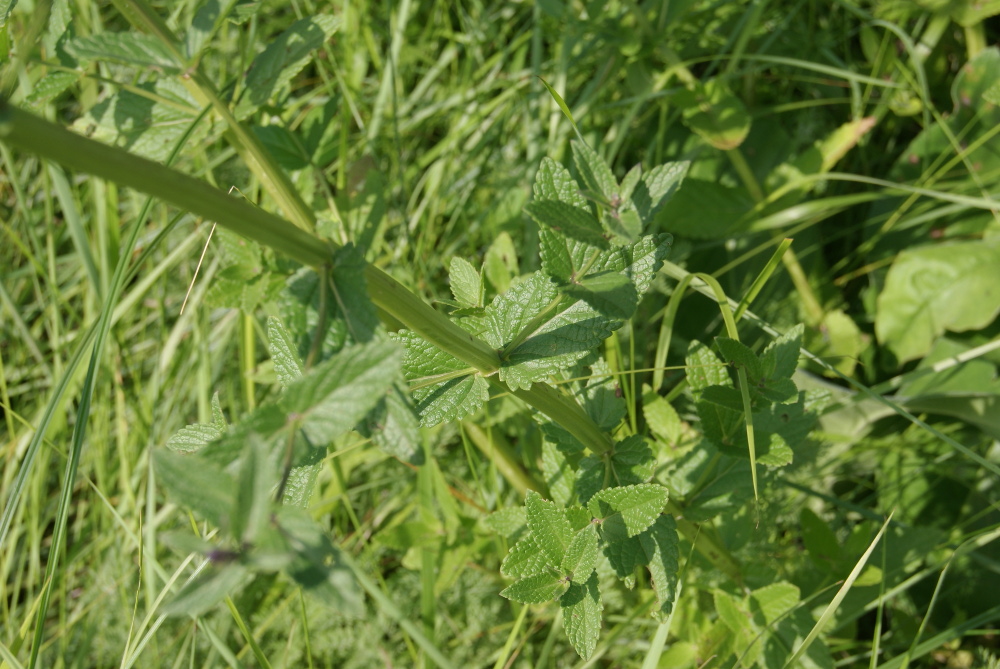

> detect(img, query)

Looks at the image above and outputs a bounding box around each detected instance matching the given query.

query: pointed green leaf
[565,271,638,320]
[279,268,347,360]
[561,524,599,583]
[393,330,489,426]
[699,385,745,412]
[575,456,604,506]
[614,233,673,294]
[280,340,401,443]
[483,507,527,538]
[267,316,303,388]
[483,231,519,294]
[715,337,763,380]
[609,435,655,484]
[633,161,689,222]
[571,140,617,202]
[561,572,603,659]
[154,450,235,529]
[65,32,180,72]
[501,572,569,604]
[501,532,550,578]
[643,391,681,446]
[244,15,340,108]
[751,582,800,626]
[449,257,483,308]
[538,226,602,283]
[588,484,669,538]
[602,207,643,244]
[524,200,609,249]
[163,564,249,617]
[639,516,680,619]
[360,383,423,463]
[525,490,574,566]
[533,157,589,208]
[686,340,730,391]
[603,534,643,584]
[166,422,226,454]
[760,324,803,380]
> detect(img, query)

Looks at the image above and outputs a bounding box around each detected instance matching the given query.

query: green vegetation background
[2,0,1000,667]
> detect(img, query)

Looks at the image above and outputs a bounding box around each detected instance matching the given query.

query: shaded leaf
[154,450,235,529]
[588,484,669,538]
[162,564,249,617]
[524,200,609,249]
[525,490,574,566]
[561,572,603,659]
[639,515,680,619]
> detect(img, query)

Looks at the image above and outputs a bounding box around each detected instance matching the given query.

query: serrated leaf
[565,271,638,320]
[575,456,604,506]
[561,572,603,659]
[602,534,644,583]
[524,200,609,248]
[715,337,763,380]
[501,532,550,578]
[588,484,669,538]
[166,422,226,454]
[686,340,730,390]
[609,435,655,484]
[633,161,689,222]
[501,572,569,604]
[154,450,235,529]
[571,140,617,203]
[449,257,483,308]
[64,32,180,72]
[602,207,643,245]
[561,524,599,583]
[393,330,489,426]
[617,233,672,294]
[26,70,80,107]
[163,564,249,617]
[280,268,347,361]
[533,156,589,208]
[760,324,803,380]
[639,515,679,619]
[538,226,603,283]
[244,15,340,108]
[525,490,574,567]
[267,317,303,388]
[280,340,401,444]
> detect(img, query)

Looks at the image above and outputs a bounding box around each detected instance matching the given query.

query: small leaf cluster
[496,487,677,659]
[398,141,688,425]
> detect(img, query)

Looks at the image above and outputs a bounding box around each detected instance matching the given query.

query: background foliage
[2,0,1000,667]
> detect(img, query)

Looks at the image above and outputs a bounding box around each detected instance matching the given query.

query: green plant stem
[0,100,615,457]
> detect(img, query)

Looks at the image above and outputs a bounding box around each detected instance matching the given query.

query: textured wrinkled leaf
[280,340,401,444]
[876,239,1000,364]
[154,450,235,529]
[561,524,599,583]
[686,340,730,390]
[643,391,681,446]
[244,15,340,107]
[501,572,569,604]
[538,227,603,283]
[65,32,180,71]
[533,157,589,208]
[500,532,549,578]
[639,516,679,619]
[267,317,303,388]
[603,534,643,584]
[166,422,225,454]
[163,564,249,617]
[565,271,638,320]
[715,337,763,380]
[609,435,655,484]
[602,207,642,245]
[449,257,483,308]
[561,572,603,659]
[575,456,604,506]
[588,484,669,538]
[393,330,489,426]
[633,161,689,222]
[279,268,346,360]
[526,490,574,567]
[571,140,617,203]
[615,233,672,294]
[25,70,80,107]
[524,200,609,248]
